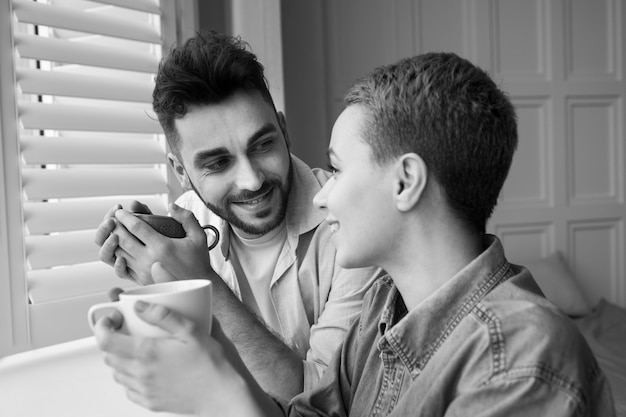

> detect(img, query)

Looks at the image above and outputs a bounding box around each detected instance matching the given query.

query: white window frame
[0,0,198,357]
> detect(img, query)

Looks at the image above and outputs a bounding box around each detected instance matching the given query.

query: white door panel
[320,0,626,307]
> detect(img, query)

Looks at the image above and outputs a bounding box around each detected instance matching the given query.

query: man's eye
[327,164,339,175]
[206,159,230,172]
[252,139,274,153]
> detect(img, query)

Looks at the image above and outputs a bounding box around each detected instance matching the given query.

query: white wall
[280,0,626,307]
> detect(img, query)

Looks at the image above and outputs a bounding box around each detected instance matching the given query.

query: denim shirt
[283,235,615,416]
[176,155,383,390]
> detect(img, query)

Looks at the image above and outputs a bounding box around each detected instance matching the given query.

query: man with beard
[94,30,381,401]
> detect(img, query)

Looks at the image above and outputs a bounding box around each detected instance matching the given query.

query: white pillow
[524,251,591,317]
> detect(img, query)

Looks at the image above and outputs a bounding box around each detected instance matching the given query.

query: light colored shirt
[176,155,383,389]
[230,220,287,331]
[282,235,616,416]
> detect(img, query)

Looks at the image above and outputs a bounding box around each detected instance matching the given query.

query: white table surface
[0,337,184,417]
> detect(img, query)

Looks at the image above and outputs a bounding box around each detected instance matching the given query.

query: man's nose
[234,158,264,191]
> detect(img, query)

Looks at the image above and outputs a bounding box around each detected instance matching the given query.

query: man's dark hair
[153,30,275,152]
[345,52,518,233]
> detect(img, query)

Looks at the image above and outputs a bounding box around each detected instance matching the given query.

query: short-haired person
[94,52,615,416]
[94,30,382,400]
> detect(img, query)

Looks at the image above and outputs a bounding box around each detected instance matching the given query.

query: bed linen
[574,299,626,416]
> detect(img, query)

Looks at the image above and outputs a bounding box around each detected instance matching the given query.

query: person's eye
[204,158,231,173]
[251,138,274,153]
[327,163,340,176]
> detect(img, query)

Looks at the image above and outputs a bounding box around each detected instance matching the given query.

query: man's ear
[394,153,427,212]
[167,152,192,190]
[277,111,291,148]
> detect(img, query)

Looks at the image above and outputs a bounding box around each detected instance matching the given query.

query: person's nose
[234,158,264,191]
[313,177,333,209]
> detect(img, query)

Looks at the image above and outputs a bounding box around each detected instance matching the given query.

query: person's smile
[326,218,339,234]
[231,186,275,212]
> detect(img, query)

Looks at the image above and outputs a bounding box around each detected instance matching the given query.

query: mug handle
[87,301,120,331]
[202,225,220,251]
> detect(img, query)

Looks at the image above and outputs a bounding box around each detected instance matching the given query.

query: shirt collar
[284,155,327,238]
[377,235,514,378]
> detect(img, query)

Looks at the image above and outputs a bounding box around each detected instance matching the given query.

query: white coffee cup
[88,279,212,338]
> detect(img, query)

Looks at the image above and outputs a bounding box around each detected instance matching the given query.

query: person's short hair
[153,30,275,153]
[344,52,518,232]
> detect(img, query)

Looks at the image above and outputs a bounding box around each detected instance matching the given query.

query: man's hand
[95,201,153,282]
[107,204,213,285]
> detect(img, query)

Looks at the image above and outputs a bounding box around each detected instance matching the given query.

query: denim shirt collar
[377,235,514,379]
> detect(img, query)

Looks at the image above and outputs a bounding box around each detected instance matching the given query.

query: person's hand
[92,265,254,415]
[96,201,153,282]
[111,203,214,285]
[107,287,124,302]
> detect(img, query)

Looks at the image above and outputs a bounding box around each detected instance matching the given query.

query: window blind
[5,0,173,350]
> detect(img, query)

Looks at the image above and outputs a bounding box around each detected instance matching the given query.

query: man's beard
[192,162,293,236]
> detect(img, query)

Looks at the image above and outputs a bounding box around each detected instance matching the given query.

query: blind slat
[18,102,161,133]
[22,168,168,200]
[13,0,161,44]
[14,33,159,73]
[24,196,168,235]
[21,135,165,165]
[90,0,161,15]
[29,293,106,347]
[17,68,153,102]
[25,230,99,269]
[28,261,136,303]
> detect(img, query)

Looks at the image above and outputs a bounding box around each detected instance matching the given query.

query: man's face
[171,90,292,238]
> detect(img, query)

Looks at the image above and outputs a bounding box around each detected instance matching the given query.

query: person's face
[313,105,396,268]
[169,90,292,238]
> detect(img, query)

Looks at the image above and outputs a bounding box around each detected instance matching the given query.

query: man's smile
[232,187,274,209]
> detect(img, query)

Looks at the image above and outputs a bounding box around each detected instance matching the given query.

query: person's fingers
[130,200,152,215]
[89,306,123,332]
[95,217,117,247]
[124,387,159,413]
[93,316,136,358]
[112,251,145,284]
[99,337,159,407]
[98,232,119,266]
[133,299,194,340]
[102,204,122,222]
[95,204,122,246]
[169,204,207,242]
[126,268,141,284]
[107,287,124,302]
[106,309,124,330]
[115,209,161,247]
[114,244,158,285]
[113,253,131,278]
[112,370,145,398]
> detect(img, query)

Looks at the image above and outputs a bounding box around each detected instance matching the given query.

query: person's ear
[167,152,192,190]
[394,153,427,212]
[277,111,291,149]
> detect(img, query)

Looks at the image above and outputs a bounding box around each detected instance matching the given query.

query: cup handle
[87,301,119,331]
[202,225,220,251]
